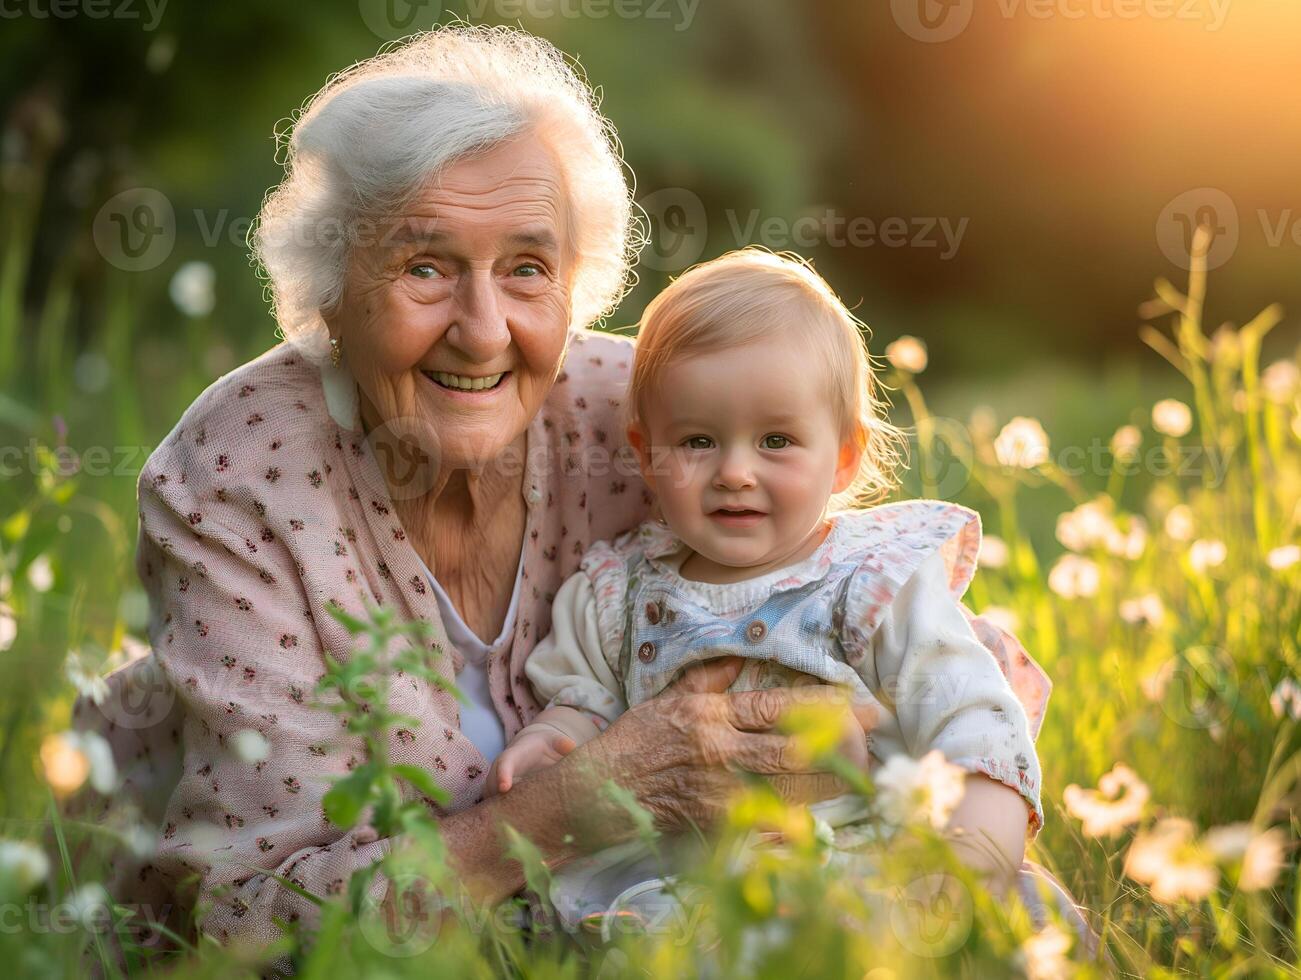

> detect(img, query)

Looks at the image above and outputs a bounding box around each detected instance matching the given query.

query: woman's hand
[563,656,882,840]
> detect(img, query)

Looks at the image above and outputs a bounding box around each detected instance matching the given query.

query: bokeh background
[3,2,1301,973]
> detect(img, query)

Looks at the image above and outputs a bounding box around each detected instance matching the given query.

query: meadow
[1,136,1300,978]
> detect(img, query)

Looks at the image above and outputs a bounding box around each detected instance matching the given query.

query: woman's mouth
[422,370,510,394]
[709,508,766,527]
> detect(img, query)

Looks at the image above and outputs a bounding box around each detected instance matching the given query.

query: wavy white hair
[251,24,643,364]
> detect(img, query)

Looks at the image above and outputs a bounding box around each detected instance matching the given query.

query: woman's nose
[446,269,510,360]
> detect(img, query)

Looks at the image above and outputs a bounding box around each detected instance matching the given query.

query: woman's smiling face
[327,133,573,472]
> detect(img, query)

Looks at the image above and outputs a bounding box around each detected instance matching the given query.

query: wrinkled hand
[484,725,577,798]
[562,656,881,841]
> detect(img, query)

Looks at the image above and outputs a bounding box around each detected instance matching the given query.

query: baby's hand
[484,724,577,797]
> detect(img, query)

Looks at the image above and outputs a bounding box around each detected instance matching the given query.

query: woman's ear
[831,425,867,495]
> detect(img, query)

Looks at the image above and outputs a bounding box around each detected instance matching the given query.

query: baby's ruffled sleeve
[523,569,628,729]
[858,550,1045,839]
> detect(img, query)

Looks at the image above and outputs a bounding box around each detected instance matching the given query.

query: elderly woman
[93,26,876,947]
[83,24,1098,957]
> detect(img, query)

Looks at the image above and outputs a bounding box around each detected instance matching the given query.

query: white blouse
[416,549,524,766]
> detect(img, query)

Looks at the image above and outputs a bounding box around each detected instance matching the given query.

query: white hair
[251,24,643,364]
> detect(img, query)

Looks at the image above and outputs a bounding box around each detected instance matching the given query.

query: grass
[1,154,1300,978]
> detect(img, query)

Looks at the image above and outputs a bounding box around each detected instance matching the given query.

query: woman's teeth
[427,371,504,391]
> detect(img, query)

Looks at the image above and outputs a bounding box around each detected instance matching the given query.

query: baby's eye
[762,434,791,450]
[682,436,714,451]
[408,263,441,280]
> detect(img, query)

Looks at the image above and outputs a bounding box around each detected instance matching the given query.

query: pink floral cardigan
[74,328,1064,950]
[89,329,652,946]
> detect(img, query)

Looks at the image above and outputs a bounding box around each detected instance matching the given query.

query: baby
[485,249,1052,927]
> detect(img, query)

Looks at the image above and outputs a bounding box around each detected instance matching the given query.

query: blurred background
[5,0,1300,417]
[3,7,1301,969]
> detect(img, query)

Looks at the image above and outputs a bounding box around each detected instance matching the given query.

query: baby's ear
[832,424,867,495]
[626,423,657,488]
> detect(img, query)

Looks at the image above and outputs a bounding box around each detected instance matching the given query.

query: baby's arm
[484,706,601,796]
[861,550,1042,890]
[485,566,628,796]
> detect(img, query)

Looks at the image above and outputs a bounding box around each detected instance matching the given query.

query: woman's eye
[409,264,440,280]
[683,436,713,450]
[513,263,543,278]
[762,434,791,450]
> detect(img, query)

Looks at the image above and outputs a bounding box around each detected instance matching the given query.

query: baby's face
[631,330,860,577]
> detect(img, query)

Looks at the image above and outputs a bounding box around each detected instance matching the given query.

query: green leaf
[321,763,376,828]
[392,764,451,805]
[324,601,368,635]
[601,779,661,845]
[502,824,553,912]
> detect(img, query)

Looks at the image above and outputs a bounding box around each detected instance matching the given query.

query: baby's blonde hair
[628,248,906,511]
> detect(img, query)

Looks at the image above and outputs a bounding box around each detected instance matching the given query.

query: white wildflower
[0,840,50,895]
[1105,516,1148,560]
[169,261,216,318]
[978,535,1009,569]
[1123,818,1218,902]
[1062,763,1150,838]
[1119,593,1165,628]
[0,603,15,652]
[1015,923,1074,980]
[26,555,53,593]
[873,749,967,831]
[1189,538,1227,574]
[1055,499,1114,553]
[1164,504,1195,542]
[67,883,111,930]
[1047,554,1100,599]
[1110,424,1142,460]
[1261,360,1299,404]
[1203,823,1286,892]
[1269,677,1301,721]
[1152,399,1193,438]
[994,417,1051,469]
[979,605,1021,634]
[1266,545,1299,571]
[885,336,928,374]
[231,728,270,764]
[64,649,109,705]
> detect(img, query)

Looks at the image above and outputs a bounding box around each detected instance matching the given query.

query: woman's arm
[442,659,881,905]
